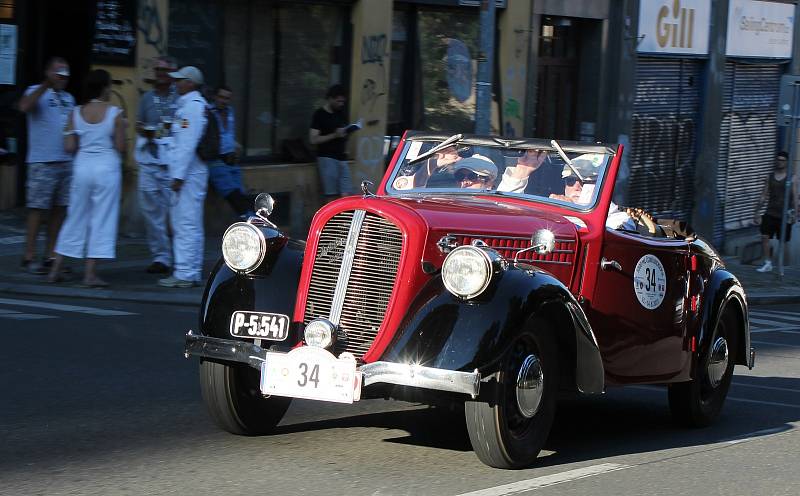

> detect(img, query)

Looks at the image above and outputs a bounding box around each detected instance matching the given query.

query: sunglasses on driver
[564,176,583,187]
[455,170,490,183]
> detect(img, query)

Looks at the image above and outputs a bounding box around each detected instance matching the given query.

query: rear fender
[698,268,750,369]
[380,267,605,394]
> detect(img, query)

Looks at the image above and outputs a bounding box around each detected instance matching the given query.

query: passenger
[452,155,498,189]
[496,149,562,197]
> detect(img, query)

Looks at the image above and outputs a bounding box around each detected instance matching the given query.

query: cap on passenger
[168,66,204,85]
[561,153,604,182]
[453,155,498,181]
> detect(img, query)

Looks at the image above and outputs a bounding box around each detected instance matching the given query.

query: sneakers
[756,260,773,273]
[146,261,171,274]
[157,276,195,288]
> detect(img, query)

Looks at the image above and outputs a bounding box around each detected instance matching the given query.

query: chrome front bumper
[184,330,481,397]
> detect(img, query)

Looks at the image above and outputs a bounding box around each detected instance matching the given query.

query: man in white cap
[136,55,178,275]
[158,65,209,288]
[17,57,75,275]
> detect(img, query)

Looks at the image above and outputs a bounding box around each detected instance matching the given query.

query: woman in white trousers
[47,69,127,286]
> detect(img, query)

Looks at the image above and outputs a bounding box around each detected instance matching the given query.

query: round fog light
[304,319,335,348]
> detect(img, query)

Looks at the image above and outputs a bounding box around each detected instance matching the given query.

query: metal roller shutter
[628,57,703,221]
[716,62,782,242]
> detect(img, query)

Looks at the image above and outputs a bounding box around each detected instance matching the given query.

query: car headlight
[442,245,496,299]
[221,222,266,273]
[304,319,335,348]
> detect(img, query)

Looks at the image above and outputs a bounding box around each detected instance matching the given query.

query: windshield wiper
[408,133,464,165]
[550,139,585,182]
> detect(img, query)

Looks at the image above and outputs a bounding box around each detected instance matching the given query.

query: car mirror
[254,193,275,217]
[513,229,556,264]
[532,229,555,255]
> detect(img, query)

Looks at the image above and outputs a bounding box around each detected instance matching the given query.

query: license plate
[260,346,362,404]
[229,311,289,341]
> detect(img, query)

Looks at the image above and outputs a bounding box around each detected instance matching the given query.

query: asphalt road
[1,297,798,496]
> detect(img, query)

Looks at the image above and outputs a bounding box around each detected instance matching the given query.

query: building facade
[3,0,799,255]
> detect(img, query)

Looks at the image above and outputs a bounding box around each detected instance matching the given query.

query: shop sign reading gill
[638,0,711,55]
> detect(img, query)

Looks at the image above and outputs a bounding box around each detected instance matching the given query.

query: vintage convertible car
[185,132,755,469]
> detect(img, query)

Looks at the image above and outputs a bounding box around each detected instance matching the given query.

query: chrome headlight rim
[442,245,498,300]
[221,222,267,273]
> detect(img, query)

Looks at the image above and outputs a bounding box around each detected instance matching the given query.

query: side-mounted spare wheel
[200,360,291,435]
[465,319,558,469]
[668,309,739,427]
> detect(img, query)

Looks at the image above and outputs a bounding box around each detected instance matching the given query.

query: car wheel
[199,359,292,435]
[464,321,558,469]
[668,310,739,427]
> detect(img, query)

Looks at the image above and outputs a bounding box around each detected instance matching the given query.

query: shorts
[26,161,72,210]
[317,157,352,196]
[208,160,245,198]
[760,214,792,242]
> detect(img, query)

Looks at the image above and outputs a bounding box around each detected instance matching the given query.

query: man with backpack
[159,66,208,288]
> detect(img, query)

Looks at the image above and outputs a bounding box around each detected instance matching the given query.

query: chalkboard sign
[92,0,137,66]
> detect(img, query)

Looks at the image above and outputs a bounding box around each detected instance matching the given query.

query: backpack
[196,107,221,162]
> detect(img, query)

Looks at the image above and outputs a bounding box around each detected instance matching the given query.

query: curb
[0,282,202,307]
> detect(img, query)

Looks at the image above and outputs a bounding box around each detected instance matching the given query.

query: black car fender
[697,267,750,369]
[380,266,605,394]
[198,227,304,345]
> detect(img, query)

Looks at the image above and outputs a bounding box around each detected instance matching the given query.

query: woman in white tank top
[47,69,127,286]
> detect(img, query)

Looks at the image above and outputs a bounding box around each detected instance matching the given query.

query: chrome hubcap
[516,354,544,418]
[707,337,729,388]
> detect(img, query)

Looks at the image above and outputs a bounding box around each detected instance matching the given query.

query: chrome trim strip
[448,232,575,243]
[184,332,480,397]
[360,362,480,397]
[329,209,366,325]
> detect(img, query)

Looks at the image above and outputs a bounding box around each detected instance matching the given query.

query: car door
[586,228,691,384]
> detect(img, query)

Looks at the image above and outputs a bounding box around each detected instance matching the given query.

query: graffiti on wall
[357,32,390,174]
[138,0,166,55]
[628,115,697,219]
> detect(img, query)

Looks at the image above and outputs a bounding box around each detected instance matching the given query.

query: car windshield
[385,136,616,211]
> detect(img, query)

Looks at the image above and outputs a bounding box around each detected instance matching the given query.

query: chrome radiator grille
[304,210,403,358]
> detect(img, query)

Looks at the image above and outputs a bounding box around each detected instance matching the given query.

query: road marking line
[453,463,630,496]
[749,317,800,327]
[751,327,800,333]
[750,309,800,320]
[751,340,800,349]
[732,382,800,394]
[0,297,136,316]
[725,396,800,409]
[1,313,57,320]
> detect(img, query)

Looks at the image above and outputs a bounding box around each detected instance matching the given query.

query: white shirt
[168,90,207,181]
[24,85,75,163]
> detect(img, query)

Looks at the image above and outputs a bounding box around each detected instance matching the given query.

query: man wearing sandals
[18,57,75,275]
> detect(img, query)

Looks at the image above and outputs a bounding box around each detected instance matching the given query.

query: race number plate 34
[260,347,362,404]
[229,311,289,341]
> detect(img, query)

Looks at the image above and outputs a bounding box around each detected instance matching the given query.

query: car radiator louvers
[304,210,403,358]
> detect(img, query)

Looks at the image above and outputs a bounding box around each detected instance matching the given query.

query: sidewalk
[722,256,800,305]
[2,209,799,306]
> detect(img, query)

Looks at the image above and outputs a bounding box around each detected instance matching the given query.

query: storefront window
[173,0,347,161]
[417,8,480,132]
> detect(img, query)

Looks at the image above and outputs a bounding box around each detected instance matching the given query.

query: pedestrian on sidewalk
[754,150,798,273]
[158,66,208,289]
[309,84,354,204]
[17,57,75,275]
[208,84,253,218]
[47,69,127,287]
[136,56,179,275]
